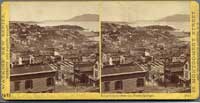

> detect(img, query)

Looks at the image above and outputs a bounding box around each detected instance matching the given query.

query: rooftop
[102,63,146,77]
[165,62,186,72]
[11,64,56,76]
[75,62,95,72]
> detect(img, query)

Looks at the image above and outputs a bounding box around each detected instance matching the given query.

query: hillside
[67,14,99,22]
[158,14,189,22]
[102,22,178,53]
[10,22,96,53]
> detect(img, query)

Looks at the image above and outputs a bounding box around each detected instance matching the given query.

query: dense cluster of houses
[10,48,99,93]
[101,44,191,93]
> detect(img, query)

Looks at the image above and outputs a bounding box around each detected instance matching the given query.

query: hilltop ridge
[67,14,99,22]
[158,14,189,22]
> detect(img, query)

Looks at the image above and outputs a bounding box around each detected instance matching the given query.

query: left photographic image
[9,1,100,93]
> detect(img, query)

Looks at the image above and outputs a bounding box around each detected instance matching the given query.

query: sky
[101,1,190,21]
[9,1,190,22]
[9,1,100,21]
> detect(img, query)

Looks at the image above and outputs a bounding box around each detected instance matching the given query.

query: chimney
[61,55,64,61]
[172,57,178,63]
[29,55,34,64]
[120,55,125,64]
[18,57,22,65]
[54,51,60,56]
[10,63,14,68]
[109,57,113,65]
[147,64,151,71]
[164,58,170,67]
[145,50,150,56]
[93,61,99,79]
[103,53,107,63]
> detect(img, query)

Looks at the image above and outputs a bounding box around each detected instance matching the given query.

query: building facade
[102,63,146,93]
[10,64,57,93]
[164,58,190,88]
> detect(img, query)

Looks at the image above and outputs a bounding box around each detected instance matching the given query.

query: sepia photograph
[0,0,199,100]
[101,1,191,93]
[9,1,100,93]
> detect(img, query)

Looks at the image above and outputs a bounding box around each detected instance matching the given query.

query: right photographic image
[101,1,191,93]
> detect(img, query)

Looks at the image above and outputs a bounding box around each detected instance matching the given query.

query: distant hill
[67,14,99,22]
[158,14,190,22]
[10,14,99,23]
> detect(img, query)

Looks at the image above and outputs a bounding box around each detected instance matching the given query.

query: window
[25,80,33,89]
[185,71,189,79]
[104,82,110,91]
[115,80,123,90]
[47,78,54,87]
[14,81,20,91]
[137,78,144,87]
[185,64,188,70]
[95,71,98,78]
[185,72,188,79]
[94,64,98,69]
